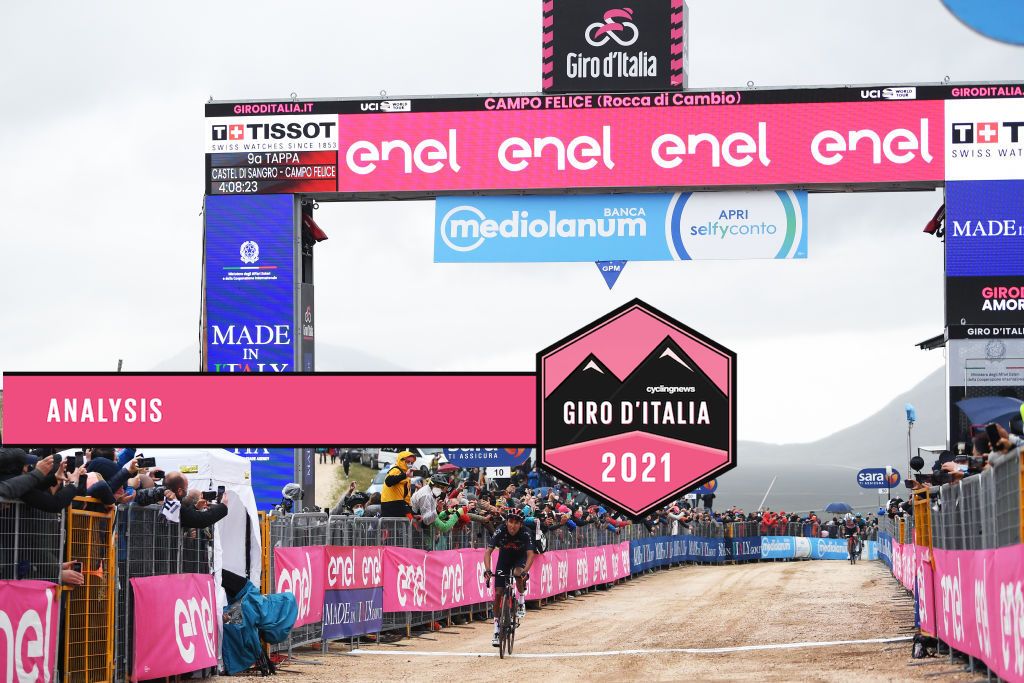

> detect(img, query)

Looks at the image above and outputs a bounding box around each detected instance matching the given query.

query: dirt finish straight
[286,561,973,682]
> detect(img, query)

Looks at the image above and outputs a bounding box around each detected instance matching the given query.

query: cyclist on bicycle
[483,507,535,647]
[842,513,860,558]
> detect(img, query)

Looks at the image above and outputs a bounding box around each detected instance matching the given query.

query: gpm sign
[857,467,900,489]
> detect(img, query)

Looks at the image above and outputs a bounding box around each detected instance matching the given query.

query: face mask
[354,507,365,517]
[432,487,443,496]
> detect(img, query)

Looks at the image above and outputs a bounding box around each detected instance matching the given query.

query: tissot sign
[543,0,687,92]
[538,299,736,518]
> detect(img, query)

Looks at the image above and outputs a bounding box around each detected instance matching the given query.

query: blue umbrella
[824,502,853,514]
[955,397,1023,429]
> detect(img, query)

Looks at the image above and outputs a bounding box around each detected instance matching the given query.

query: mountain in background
[714,366,945,515]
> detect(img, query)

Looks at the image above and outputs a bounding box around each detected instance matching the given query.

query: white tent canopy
[136,448,262,588]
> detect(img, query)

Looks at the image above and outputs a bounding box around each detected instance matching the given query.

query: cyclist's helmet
[844,513,854,522]
[429,473,451,488]
[504,507,525,522]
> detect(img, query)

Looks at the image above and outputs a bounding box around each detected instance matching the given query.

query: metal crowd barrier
[113,503,214,683]
[64,498,117,683]
[267,512,329,652]
[0,497,64,582]
[881,448,1024,679]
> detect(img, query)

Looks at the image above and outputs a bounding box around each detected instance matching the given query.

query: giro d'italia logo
[538,299,737,518]
[667,190,807,261]
[239,240,260,264]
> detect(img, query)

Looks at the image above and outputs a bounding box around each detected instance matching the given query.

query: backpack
[912,634,937,659]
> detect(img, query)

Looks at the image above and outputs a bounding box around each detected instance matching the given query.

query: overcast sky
[1,1,1022,443]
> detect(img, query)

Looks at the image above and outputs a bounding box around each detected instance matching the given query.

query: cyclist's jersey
[488,523,535,556]
[842,521,859,538]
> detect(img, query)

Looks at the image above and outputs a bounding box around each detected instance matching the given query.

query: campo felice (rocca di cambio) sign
[204,84,1022,198]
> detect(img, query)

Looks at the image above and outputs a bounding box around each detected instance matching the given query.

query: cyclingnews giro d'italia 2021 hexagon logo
[538,299,737,518]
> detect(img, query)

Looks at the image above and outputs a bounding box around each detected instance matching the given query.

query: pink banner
[887,543,1024,683]
[275,546,325,627]
[130,574,218,681]
[382,546,429,612]
[332,100,943,194]
[381,543,629,611]
[324,546,384,590]
[1,373,534,446]
[0,580,59,683]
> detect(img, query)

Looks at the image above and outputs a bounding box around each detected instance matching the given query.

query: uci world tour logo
[586,8,639,46]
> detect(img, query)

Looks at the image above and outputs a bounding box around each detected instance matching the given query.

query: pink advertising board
[887,542,1024,682]
[275,546,325,627]
[0,580,60,683]
[324,546,384,591]
[331,100,943,194]
[381,543,628,611]
[130,574,218,681]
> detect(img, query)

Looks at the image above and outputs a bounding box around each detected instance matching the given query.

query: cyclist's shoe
[492,633,500,647]
[517,602,526,618]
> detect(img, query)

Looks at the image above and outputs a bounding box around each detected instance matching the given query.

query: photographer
[131,469,188,507]
[13,451,88,513]
[0,449,55,500]
[179,489,229,530]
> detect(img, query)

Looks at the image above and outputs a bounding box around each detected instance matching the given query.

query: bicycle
[486,568,525,659]
[847,534,861,565]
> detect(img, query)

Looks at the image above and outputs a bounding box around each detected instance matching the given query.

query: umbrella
[956,396,1023,430]
[824,502,853,514]
[438,463,460,473]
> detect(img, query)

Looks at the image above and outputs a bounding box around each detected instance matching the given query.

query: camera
[202,490,218,502]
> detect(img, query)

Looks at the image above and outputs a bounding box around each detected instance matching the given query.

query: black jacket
[0,469,47,501]
[19,478,86,513]
[180,500,228,529]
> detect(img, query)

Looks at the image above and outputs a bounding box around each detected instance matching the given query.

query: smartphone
[52,452,63,469]
[216,485,225,503]
[150,469,165,481]
[985,423,1001,448]
[73,451,85,469]
[137,456,157,468]
[202,490,217,501]
[70,561,82,573]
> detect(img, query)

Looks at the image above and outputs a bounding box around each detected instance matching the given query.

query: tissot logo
[951,121,1024,144]
[210,121,336,142]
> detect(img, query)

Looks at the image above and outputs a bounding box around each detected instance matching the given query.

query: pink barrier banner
[381,543,629,611]
[324,546,384,590]
[0,580,59,683]
[383,546,429,612]
[130,574,217,681]
[886,542,1024,682]
[931,545,1024,682]
[275,546,325,627]
[0,373,535,446]
[332,100,944,194]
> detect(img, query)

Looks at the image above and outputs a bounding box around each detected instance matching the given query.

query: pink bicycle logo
[585,8,639,47]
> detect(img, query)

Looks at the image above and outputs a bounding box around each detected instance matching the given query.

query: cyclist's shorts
[495,551,527,579]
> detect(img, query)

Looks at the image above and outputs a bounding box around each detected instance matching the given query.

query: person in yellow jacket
[380,450,418,517]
